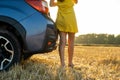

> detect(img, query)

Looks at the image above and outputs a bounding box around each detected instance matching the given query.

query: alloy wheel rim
[0,36,14,70]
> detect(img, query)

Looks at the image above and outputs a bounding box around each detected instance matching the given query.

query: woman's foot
[68,64,74,68]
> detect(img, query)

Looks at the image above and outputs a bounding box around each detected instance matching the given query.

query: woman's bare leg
[68,32,75,67]
[59,31,67,67]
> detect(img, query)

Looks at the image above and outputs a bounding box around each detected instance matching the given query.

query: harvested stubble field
[0,46,120,80]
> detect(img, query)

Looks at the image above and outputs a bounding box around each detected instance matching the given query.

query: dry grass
[0,46,120,80]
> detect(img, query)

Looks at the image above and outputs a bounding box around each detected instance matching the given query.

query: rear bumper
[42,24,58,52]
[24,23,58,54]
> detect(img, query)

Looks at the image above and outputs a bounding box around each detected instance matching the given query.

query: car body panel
[0,0,57,53]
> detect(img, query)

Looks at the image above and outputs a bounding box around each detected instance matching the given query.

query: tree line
[75,33,120,44]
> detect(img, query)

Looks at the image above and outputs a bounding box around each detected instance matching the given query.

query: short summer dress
[56,0,78,33]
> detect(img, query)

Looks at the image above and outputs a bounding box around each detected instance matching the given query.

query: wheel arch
[0,16,27,52]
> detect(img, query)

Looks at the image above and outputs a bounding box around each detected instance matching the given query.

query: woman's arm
[50,0,57,7]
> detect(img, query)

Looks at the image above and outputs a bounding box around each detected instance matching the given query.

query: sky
[47,0,120,36]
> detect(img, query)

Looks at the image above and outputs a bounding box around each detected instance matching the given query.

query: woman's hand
[73,0,78,4]
[50,0,57,7]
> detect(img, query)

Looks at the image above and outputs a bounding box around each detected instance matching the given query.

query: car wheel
[0,29,21,71]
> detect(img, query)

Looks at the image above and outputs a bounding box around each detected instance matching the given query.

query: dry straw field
[0,46,120,80]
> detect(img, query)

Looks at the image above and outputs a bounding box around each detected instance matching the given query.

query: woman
[50,0,78,68]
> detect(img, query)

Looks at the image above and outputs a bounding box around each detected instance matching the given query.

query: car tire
[0,29,21,71]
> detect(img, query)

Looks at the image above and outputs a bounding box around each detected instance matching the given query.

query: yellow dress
[56,0,78,33]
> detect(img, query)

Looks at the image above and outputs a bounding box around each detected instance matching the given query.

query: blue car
[0,0,57,71]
